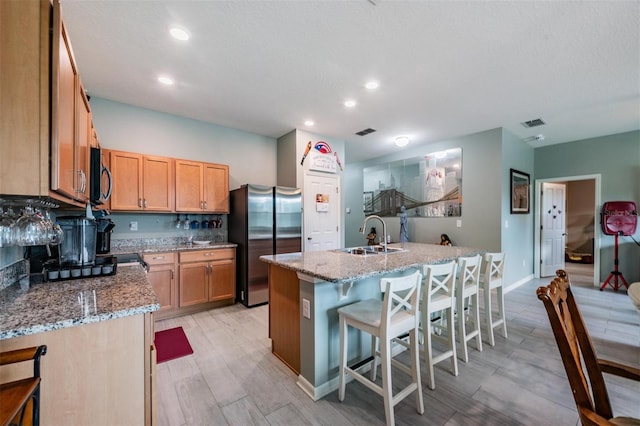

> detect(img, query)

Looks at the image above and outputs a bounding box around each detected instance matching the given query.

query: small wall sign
[316,193,329,212]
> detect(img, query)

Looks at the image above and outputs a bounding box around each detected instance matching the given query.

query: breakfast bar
[260,242,484,400]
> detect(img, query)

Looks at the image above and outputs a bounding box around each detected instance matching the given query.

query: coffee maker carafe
[96,218,115,254]
[57,216,97,266]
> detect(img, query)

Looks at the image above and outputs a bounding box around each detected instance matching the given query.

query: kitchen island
[260,242,484,400]
[0,264,158,425]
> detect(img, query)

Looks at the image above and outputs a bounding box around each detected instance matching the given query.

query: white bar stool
[456,254,483,362]
[481,252,507,346]
[421,261,458,390]
[338,271,424,426]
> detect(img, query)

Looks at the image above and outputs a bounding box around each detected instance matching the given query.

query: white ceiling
[60,0,640,164]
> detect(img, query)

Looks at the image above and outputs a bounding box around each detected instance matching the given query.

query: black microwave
[90,147,112,205]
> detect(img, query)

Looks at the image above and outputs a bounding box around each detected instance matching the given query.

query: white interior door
[541,182,566,277]
[304,173,340,251]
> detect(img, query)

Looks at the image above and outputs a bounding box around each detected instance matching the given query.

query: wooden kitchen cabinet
[0,0,87,206]
[179,248,236,308]
[175,160,229,213]
[110,150,174,211]
[50,3,91,204]
[178,261,209,307]
[143,252,177,319]
[0,313,155,425]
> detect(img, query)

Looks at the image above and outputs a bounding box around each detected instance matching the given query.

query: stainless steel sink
[336,245,406,255]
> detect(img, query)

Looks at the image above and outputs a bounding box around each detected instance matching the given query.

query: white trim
[534,174,601,288]
[504,274,534,293]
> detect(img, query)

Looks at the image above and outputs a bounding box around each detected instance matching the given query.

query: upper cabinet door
[75,84,91,203]
[203,163,229,213]
[175,160,204,212]
[110,151,143,210]
[143,156,174,211]
[50,7,77,200]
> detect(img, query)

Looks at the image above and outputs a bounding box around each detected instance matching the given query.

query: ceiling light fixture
[395,136,409,147]
[344,100,356,108]
[304,120,314,126]
[158,76,174,85]
[170,27,190,41]
[365,81,379,90]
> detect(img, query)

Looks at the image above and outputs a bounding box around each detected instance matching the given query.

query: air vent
[521,118,546,128]
[355,128,376,136]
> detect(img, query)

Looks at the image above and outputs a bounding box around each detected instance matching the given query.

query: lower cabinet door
[147,265,175,311]
[208,259,235,301]
[179,262,209,306]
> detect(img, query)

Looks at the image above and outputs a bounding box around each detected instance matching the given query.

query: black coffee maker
[96,218,115,254]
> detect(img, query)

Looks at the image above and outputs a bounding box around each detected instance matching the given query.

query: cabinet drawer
[179,248,234,263]
[143,252,176,265]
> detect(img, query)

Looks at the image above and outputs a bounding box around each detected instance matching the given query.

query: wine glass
[0,207,17,247]
[45,210,64,245]
[15,205,48,246]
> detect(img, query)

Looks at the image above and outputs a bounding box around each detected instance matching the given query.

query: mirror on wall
[362,148,462,217]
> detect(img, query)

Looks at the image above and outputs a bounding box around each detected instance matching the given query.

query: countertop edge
[0,303,159,340]
[260,243,485,284]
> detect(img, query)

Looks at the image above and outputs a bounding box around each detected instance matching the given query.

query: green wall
[535,130,640,282]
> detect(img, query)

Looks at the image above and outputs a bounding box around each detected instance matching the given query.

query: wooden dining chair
[0,345,47,426]
[536,270,640,426]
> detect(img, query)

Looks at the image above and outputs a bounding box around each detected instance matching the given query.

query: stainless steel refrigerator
[229,184,302,307]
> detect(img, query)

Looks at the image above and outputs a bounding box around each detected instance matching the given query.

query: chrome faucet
[359,215,387,249]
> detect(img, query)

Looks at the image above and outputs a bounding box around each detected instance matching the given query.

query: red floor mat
[154,326,193,363]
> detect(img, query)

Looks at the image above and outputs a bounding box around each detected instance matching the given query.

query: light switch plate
[129,221,138,231]
[302,298,311,319]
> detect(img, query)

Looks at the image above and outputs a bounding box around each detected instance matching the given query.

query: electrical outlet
[522,259,526,267]
[302,298,311,319]
[129,221,138,231]
[456,219,462,228]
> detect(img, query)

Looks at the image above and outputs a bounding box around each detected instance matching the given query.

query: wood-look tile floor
[155,275,640,426]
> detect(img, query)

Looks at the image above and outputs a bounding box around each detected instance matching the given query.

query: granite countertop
[110,241,237,255]
[0,264,159,340]
[259,242,485,283]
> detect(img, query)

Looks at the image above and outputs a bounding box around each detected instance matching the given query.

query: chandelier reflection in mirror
[362,148,462,218]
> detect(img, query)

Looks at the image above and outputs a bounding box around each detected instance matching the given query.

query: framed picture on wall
[510,168,530,214]
[363,191,374,213]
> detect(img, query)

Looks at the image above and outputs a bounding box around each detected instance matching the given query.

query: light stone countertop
[259,242,485,283]
[109,242,237,255]
[0,264,159,340]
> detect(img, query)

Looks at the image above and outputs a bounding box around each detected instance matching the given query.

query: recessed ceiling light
[170,27,190,41]
[395,136,409,147]
[365,81,379,90]
[344,100,356,108]
[158,76,174,85]
[304,120,314,126]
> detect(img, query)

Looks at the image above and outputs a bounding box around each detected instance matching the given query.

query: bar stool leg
[338,316,348,402]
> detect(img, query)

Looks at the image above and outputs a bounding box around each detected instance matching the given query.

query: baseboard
[505,274,534,293]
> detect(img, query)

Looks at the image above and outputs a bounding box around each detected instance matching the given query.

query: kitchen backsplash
[111,232,227,251]
[0,258,28,291]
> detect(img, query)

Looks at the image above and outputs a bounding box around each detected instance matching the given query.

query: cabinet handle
[203,201,208,210]
[152,256,164,260]
[79,170,86,193]
[138,198,142,208]
[143,198,148,208]
[203,252,213,256]
[170,270,174,280]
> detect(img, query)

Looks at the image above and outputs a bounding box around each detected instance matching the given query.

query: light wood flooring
[155,275,639,426]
